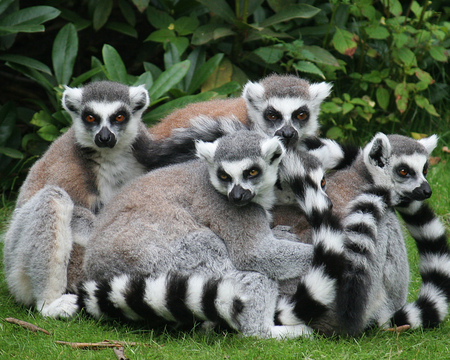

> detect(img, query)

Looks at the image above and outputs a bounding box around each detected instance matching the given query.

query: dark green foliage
[0,0,449,197]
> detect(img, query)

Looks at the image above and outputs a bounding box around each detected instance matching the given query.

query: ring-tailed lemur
[149,74,358,170]
[3,81,211,318]
[77,131,396,338]
[274,133,450,335]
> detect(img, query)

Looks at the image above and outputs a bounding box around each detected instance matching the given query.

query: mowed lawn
[0,152,449,360]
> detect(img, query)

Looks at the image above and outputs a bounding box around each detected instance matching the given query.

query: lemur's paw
[40,294,79,318]
[271,324,314,339]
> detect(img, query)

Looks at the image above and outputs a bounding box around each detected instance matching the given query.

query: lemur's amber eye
[321,177,326,188]
[249,169,259,177]
[297,112,307,121]
[86,114,95,123]
[423,168,428,176]
[398,168,408,177]
[219,172,230,181]
[267,113,278,121]
[116,114,125,122]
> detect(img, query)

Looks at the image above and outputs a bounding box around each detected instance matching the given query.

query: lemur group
[3,75,449,338]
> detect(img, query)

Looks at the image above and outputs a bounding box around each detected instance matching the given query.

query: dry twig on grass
[55,339,141,349]
[4,317,51,335]
[385,324,411,333]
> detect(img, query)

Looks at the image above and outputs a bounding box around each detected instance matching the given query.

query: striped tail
[391,201,450,328]
[335,187,391,335]
[78,273,245,330]
[277,186,390,334]
[139,115,247,170]
[302,136,360,171]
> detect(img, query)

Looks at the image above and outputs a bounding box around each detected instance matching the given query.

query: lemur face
[242,75,332,149]
[364,133,438,206]
[62,81,149,151]
[196,130,285,211]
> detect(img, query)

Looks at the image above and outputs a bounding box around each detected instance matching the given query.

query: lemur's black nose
[95,127,117,148]
[228,185,254,206]
[411,182,432,200]
[275,126,299,147]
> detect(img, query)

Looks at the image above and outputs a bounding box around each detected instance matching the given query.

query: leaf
[70,67,103,87]
[342,102,355,115]
[395,83,408,113]
[332,27,357,56]
[30,110,52,127]
[148,60,190,101]
[37,124,60,142]
[267,0,296,12]
[201,57,233,93]
[321,102,342,114]
[52,23,78,85]
[184,47,205,92]
[134,72,153,90]
[145,29,176,43]
[301,46,340,67]
[429,46,448,62]
[196,0,236,25]
[424,103,440,117]
[102,44,128,83]
[93,0,113,31]
[0,102,16,145]
[0,0,15,15]
[0,146,23,159]
[260,4,320,27]
[293,61,325,79]
[326,126,344,139]
[394,47,417,67]
[415,69,434,85]
[187,53,224,94]
[0,6,60,27]
[0,54,51,74]
[380,0,402,17]
[0,24,44,36]
[132,0,150,13]
[105,22,138,38]
[174,16,199,36]
[191,24,235,45]
[145,6,174,29]
[365,25,390,40]
[376,87,390,110]
[253,46,284,64]
[118,0,136,26]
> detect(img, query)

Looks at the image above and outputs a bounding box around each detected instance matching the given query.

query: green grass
[0,155,449,360]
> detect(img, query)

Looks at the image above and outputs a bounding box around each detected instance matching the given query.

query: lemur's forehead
[387,134,428,155]
[266,97,309,115]
[214,132,264,161]
[261,76,310,99]
[81,81,130,105]
[390,153,428,170]
[83,101,128,117]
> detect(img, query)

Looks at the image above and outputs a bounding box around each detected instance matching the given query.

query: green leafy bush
[0,0,448,198]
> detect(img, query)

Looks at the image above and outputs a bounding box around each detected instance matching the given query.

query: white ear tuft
[62,86,83,114]
[418,134,438,155]
[261,136,285,165]
[364,132,391,168]
[195,139,218,164]
[309,82,333,103]
[242,80,265,104]
[129,85,150,114]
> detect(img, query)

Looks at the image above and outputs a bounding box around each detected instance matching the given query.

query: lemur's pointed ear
[261,136,285,165]
[62,86,83,114]
[242,80,265,105]
[195,139,218,164]
[309,82,333,103]
[129,85,150,114]
[364,132,391,168]
[418,134,438,155]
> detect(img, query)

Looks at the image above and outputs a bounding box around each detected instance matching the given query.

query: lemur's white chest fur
[93,147,147,208]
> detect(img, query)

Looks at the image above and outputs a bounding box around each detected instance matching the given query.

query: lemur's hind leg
[3,185,85,317]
